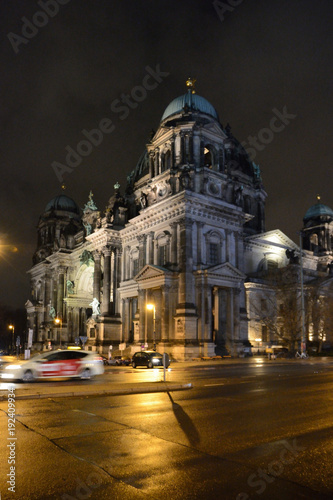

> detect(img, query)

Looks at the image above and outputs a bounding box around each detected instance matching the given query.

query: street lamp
[54,317,62,348]
[299,231,306,355]
[8,324,14,354]
[146,303,156,351]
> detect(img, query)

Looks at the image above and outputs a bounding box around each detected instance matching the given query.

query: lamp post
[299,231,306,355]
[8,324,14,354]
[55,317,62,348]
[146,303,156,351]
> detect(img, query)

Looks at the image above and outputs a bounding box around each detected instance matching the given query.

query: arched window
[203,145,217,170]
[162,150,171,172]
[204,230,224,266]
[156,231,171,266]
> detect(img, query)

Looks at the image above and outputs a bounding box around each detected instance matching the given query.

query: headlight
[5,365,22,370]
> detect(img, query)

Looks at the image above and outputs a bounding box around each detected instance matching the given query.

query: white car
[1,350,104,382]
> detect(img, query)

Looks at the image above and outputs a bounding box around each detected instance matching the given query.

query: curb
[0,382,193,401]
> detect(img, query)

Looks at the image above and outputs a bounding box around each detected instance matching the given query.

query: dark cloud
[1,0,333,307]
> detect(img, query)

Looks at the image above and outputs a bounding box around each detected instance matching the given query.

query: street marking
[72,409,96,416]
[204,383,224,387]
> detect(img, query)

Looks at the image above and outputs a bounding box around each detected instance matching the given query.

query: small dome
[161,92,219,122]
[304,202,333,222]
[45,195,80,217]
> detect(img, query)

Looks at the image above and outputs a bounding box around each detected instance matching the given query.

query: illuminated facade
[26,83,333,358]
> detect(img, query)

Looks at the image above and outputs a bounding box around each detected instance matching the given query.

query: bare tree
[306,286,333,352]
[249,265,302,352]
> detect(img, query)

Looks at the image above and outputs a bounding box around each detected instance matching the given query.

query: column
[154,150,159,177]
[138,235,146,269]
[44,274,52,323]
[237,231,244,271]
[189,134,193,163]
[114,247,122,315]
[170,222,178,266]
[233,289,241,341]
[102,246,111,316]
[196,222,203,266]
[93,250,101,303]
[161,285,170,342]
[124,298,130,340]
[171,138,175,168]
[213,287,219,336]
[138,289,145,343]
[178,219,194,305]
[181,134,185,164]
[149,152,154,178]
[147,232,154,264]
[67,307,73,343]
[227,288,234,346]
[57,268,65,318]
[225,230,230,262]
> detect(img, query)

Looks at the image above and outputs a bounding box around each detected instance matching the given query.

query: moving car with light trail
[1,349,104,381]
[131,351,170,368]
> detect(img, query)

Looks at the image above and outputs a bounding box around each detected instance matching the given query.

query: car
[131,350,169,369]
[100,355,117,366]
[0,349,104,382]
[114,356,131,366]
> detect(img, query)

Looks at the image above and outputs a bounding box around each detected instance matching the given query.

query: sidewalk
[0,381,193,401]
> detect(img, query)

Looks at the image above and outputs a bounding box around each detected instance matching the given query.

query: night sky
[1,0,333,308]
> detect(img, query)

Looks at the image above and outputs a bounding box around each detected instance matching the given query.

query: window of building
[158,245,167,266]
[209,243,219,265]
[133,258,139,276]
[89,328,95,338]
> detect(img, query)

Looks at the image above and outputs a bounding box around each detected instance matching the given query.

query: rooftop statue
[83,191,98,213]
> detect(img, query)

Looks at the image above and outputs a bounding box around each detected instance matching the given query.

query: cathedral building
[26,80,333,359]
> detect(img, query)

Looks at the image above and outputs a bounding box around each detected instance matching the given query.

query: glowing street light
[146,303,156,351]
[8,324,14,354]
[55,317,62,347]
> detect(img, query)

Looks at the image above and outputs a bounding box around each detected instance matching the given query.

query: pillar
[147,232,154,265]
[196,222,203,266]
[138,235,146,269]
[170,223,178,267]
[161,285,170,342]
[93,250,101,304]
[57,269,65,318]
[102,246,111,316]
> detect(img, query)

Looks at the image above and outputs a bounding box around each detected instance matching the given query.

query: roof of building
[304,201,333,222]
[45,194,81,216]
[161,92,219,122]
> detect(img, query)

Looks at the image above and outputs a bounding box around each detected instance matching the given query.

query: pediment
[203,121,225,137]
[208,262,246,279]
[134,264,174,282]
[246,229,298,250]
[152,127,168,142]
[196,262,246,281]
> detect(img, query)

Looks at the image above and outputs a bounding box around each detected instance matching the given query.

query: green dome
[45,195,80,217]
[161,92,219,121]
[304,202,333,222]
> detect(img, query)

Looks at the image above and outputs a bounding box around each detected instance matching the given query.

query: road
[0,358,333,499]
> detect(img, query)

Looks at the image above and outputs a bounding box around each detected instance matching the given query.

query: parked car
[1,349,104,381]
[131,351,169,368]
[100,355,117,366]
[114,356,131,366]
